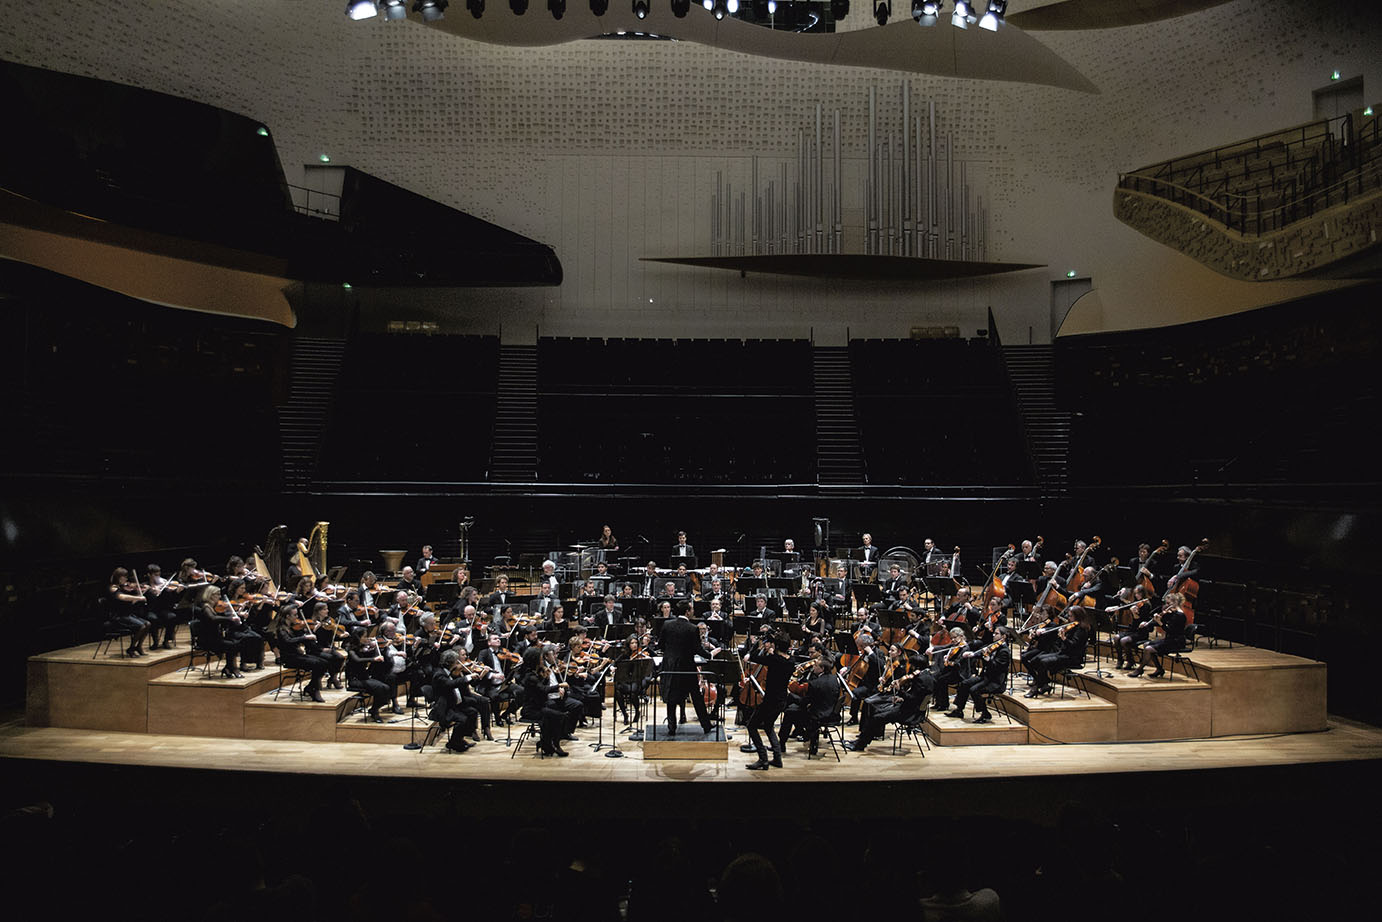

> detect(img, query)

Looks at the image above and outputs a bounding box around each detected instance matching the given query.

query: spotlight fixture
[591,0,608,13]
[380,0,408,19]
[830,0,849,19]
[464,0,481,17]
[913,0,939,23]
[711,0,727,19]
[874,0,890,25]
[549,0,565,17]
[671,0,689,14]
[727,0,739,12]
[414,0,449,18]
[346,0,379,19]
[703,0,712,9]
[951,0,971,27]
[632,0,647,16]
[510,0,527,12]
[767,0,775,11]
[978,0,1004,30]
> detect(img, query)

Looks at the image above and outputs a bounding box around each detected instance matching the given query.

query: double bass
[1167,539,1208,611]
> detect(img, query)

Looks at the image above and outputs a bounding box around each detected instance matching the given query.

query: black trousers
[953,674,1003,713]
[1029,653,1080,689]
[666,686,712,735]
[747,698,785,758]
[779,703,825,751]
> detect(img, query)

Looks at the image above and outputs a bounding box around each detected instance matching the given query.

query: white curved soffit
[414,14,1100,94]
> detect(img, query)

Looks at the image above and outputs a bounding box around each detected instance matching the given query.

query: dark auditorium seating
[848,339,1029,487]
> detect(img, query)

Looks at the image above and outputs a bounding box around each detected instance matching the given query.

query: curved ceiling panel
[409,13,1100,93]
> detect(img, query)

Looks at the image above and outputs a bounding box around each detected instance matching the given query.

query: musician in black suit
[415,546,436,575]
[593,595,623,628]
[429,650,478,753]
[531,584,558,622]
[395,566,422,596]
[882,564,907,601]
[779,655,839,758]
[486,575,510,612]
[671,531,695,560]
[845,650,930,752]
[858,533,881,575]
[1026,609,1091,697]
[844,632,884,725]
[948,626,1014,723]
[658,605,716,737]
[1129,592,1189,679]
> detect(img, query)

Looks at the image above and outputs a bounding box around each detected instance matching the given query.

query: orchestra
[93,528,1212,763]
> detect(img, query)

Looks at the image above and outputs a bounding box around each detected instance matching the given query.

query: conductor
[659,603,716,736]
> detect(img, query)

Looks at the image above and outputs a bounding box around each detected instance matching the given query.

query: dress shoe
[308,688,325,703]
[564,734,579,742]
[370,713,384,723]
[739,743,758,753]
[975,712,992,724]
[552,745,569,757]
[1148,669,1165,679]
[327,677,342,690]
[1023,689,1040,698]
[843,741,867,752]
[945,709,965,718]
[483,731,495,741]
[392,705,405,715]
[161,641,174,650]
[1128,667,1144,677]
[745,761,770,771]
[769,756,783,768]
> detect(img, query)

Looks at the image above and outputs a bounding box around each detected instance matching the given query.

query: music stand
[852,583,884,606]
[666,556,698,570]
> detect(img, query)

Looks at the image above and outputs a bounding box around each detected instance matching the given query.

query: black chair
[93,599,135,659]
[181,619,223,677]
[1049,661,1090,699]
[889,699,933,756]
[509,711,545,759]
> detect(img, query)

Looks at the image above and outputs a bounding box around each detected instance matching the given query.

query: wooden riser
[1078,669,1212,740]
[334,712,432,745]
[243,687,359,742]
[925,710,1029,745]
[147,667,282,738]
[26,644,192,733]
[1001,690,1119,744]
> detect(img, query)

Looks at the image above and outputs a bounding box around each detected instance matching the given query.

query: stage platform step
[925,709,1030,746]
[1000,687,1119,744]
[1077,668,1212,740]
[147,665,282,738]
[243,686,361,742]
[334,707,432,745]
[27,643,192,733]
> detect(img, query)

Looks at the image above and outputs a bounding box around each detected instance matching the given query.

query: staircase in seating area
[489,345,538,482]
[279,336,347,492]
[813,346,867,487]
[1115,110,1382,280]
[1002,345,1070,498]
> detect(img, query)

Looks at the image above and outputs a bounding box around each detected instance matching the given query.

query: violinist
[615,633,653,726]
[779,653,837,758]
[543,601,570,633]
[948,625,1014,723]
[336,589,373,633]
[1020,604,1064,676]
[412,613,445,674]
[357,570,380,608]
[210,585,265,674]
[450,585,480,621]
[1129,592,1189,678]
[451,566,471,592]
[227,577,277,639]
[105,568,152,657]
[1025,609,1091,698]
[289,575,318,606]
[345,627,394,721]
[858,642,913,726]
[395,566,422,598]
[922,626,972,713]
[844,648,929,752]
[386,590,417,632]
[475,632,512,724]
[141,563,182,650]
[430,649,479,753]
[1110,587,1157,670]
[275,601,338,700]
[454,646,495,740]
[744,630,791,770]
[376,620,413,709]
[519,644,579,756]
[975,596,1007,644]
[513,624,542,661]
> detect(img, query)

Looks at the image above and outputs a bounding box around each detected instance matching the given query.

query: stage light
[510,0,528,12]
[978,0,1003,30]
[767,0,775,12]
[952,0,971,27]
[874,0,890,25]
[727,0,739,12]
[549,0,565,17]
[1331,70,1341,81]
[712,0,727,19]
[1066,269,1077,278]
[703,0,713,10]
[671,0,689,14]
[632,0,647,17]
[464,0,482,17]
[319,154,332,163]
[414,0,449,18]
[381,0,408,19]
[346,0,379,19]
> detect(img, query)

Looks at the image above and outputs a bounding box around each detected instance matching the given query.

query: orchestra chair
[1049,662,1090,699]
[890,707,932,757]
[271,659,313,701]
[181,619,224,677]
[509,716,544,759]
[418,684,450,749]
[1163,629,1202,682]
[93,597,135,659]
[814,702,846,763]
